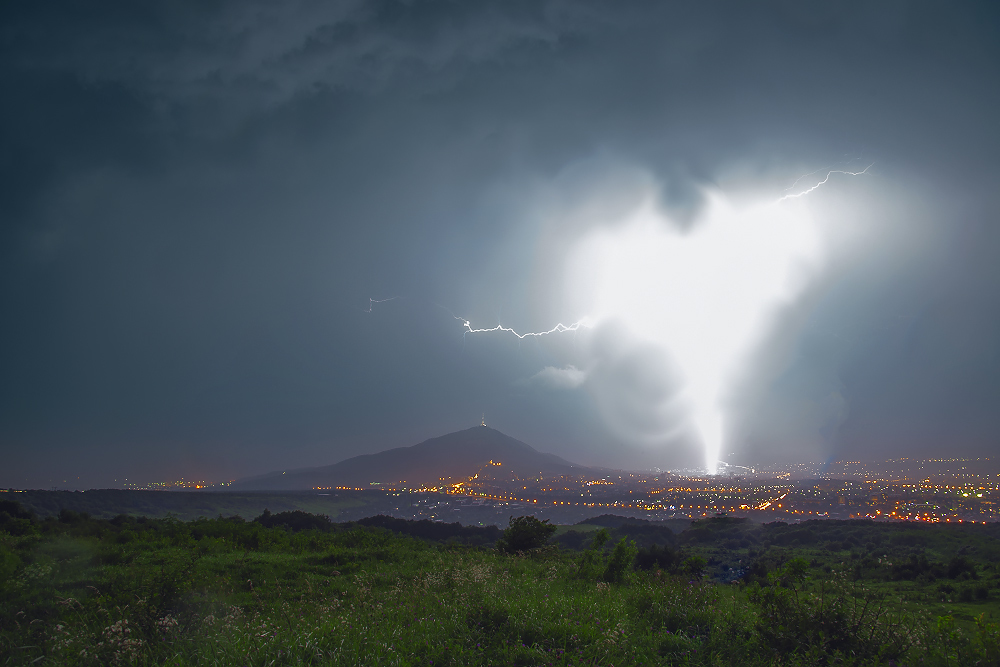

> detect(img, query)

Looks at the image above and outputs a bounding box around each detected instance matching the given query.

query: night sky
[3,2,999,489]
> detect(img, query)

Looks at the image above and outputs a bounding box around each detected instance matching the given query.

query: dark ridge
[254,509,332,532]
[576,514,657,528]
[356,515,501,546]
[557,517,679,551]
[244,510,502,546]
[7,488,356,521]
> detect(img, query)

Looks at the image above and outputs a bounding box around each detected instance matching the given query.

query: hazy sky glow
[2,2,999,488]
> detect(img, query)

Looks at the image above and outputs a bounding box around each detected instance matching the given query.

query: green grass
[3,510,1000,665]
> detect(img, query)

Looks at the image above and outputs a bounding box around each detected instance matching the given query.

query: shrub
[577,528,610,580]
[948,555,977,580]
[748,564,915,662]
[253,509,331,532]
[590,527,609,549]
[466,604,510,637]
[495,515,556,554]
[552,529,590,550]
[357,515,501,545]
[635,543,681,572]
[602,538,637,583]
[683,555,707,579]
[58,508,89,524]
[0,500,36,536]
[780,557,809,587]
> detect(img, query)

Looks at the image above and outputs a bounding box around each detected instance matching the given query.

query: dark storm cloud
[2,1,999,487]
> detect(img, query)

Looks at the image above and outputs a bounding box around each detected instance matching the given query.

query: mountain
[230,426,592,491]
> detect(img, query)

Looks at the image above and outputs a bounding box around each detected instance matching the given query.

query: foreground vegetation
[2,500,1000,666]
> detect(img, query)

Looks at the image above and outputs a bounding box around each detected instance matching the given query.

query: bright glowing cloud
[529,365,587,389]
[566,191,823,472]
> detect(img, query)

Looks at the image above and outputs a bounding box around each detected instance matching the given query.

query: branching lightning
[775,163,873,202]
[381,162,872,475]
[452,165,872,345]
[455,315,592,339]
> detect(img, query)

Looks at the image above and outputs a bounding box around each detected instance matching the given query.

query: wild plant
[746,559,918,663]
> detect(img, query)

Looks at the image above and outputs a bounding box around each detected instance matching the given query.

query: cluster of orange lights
[297,458,996,526]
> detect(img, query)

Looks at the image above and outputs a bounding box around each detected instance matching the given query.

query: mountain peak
[233,427,588,491]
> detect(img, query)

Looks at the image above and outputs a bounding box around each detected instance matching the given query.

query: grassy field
[2,501,1000,666]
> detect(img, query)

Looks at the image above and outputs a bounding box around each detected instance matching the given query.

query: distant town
[25,456,995,526]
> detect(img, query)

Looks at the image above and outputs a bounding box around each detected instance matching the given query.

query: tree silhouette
[496,515,556,553]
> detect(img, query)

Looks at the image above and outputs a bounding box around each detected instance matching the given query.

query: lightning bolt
[454,162,871,341]
[366,162,868,355]
[364,296,400,313]
[438,160,874,476]
[455,315,593,339]
[775,163,873,202]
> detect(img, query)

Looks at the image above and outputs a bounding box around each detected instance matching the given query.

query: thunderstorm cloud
[1,1,999,486]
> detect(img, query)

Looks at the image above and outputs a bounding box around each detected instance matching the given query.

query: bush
[780,557,809,586]
[253,509,331,532]
[683,555,707,579]
[635,543,681,572]
[748,564,915,662]
[357,515,501,545]
[552,529,590,550]
[0,500,36,536]
[495,515,556,554]
[58,508,89,524]
[577,528,610,580]
[948,555,978,580]
[602,538,637,583]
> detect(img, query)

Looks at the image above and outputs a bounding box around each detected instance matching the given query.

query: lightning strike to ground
[404,164,871,474]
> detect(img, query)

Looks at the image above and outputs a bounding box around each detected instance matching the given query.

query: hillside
[5,505,1000,665]
[231,426,593,490]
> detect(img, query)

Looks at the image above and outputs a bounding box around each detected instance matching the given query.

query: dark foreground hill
[5,503,1000,666]
[232,426,593,490]
[6,489,651,526]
